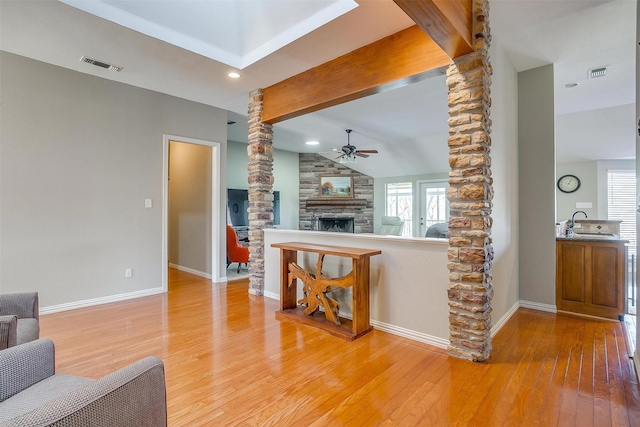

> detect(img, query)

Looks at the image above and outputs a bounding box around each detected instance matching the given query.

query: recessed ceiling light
[228,72,240,79]
[305,141,320,146]
[563,82,579,88]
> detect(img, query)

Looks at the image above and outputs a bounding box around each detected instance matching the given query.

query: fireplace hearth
[317,217,354,233]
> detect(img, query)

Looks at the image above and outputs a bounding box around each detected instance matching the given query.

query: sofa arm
[0,315,18,350]
[0,338,55,402]
[2,356,167,427]
[0,293,39,321]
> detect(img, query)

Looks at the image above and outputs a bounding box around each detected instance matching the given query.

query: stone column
[247,89,274,296]
[445,0,493,361]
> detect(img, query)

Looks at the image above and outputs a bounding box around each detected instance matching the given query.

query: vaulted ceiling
[1,0,636,178]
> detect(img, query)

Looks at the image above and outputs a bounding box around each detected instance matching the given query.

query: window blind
[607,169,636,255]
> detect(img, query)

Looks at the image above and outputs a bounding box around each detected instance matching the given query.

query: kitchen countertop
[556,234,628,243]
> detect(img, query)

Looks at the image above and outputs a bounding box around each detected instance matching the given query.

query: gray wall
[169,142,212,275]
[556,161,598,221]
[0,52,227,308]
[489,40,521,324]
[518,64,556,306]
[226,140,300,230]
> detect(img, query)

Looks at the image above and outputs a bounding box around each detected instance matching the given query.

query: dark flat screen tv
[227,189,280,226]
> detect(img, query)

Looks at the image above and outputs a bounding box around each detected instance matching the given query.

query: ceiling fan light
[339,153,357,164]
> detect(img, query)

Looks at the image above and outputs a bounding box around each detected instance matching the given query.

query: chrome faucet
[566,211,588,237]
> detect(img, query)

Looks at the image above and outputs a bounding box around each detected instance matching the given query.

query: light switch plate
[145,199,152,208]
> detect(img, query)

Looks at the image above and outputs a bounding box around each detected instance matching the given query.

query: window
[607,169,636,256]
[386,182,412,237]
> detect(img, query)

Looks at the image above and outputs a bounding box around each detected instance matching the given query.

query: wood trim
[305,198,367,208]
[271,242,381,259]
[393,0,473,59]
[261,25,450,124]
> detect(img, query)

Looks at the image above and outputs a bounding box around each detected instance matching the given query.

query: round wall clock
[557,174,581,193]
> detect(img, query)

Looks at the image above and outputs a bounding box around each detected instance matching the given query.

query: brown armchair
[226,225,249,274]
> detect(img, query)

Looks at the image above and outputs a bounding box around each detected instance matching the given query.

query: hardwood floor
[40,268,640,426]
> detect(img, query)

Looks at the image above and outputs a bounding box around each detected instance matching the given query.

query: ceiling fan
[335,129,378,163]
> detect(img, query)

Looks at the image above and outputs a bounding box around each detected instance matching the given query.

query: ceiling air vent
[588,66,608,79]
[80,56,123,72]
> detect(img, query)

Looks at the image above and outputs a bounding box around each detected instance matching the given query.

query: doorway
[417,180,449,238]
[162,135,222,291]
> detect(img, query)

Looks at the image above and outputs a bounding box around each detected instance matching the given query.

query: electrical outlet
[144,199,152,208]
[125,268,132,278]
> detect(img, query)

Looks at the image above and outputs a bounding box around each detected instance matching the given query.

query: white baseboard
[169,263,211,279]
[263,295,448,348]
[492,301,520,337]
[263,291,279,300]
[40,287,164,315]
[519,300,557,313]
[370,319,449,349]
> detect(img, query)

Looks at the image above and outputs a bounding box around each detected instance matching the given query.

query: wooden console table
[271,242,381,341]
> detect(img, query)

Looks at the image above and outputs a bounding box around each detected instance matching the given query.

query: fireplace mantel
[305,198,367,209]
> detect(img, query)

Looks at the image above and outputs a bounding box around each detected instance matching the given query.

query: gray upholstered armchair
[425,222,450,238]
[377,216,404,236]
[0,338,167,426]
[0,292,39,350]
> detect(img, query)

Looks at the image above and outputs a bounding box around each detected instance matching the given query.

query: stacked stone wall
[298,154,374,233]
[446,0,494,361]
[247,89,274,296]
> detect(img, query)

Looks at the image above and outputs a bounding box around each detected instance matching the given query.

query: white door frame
[162,134,223,291]
[416,179,449,238]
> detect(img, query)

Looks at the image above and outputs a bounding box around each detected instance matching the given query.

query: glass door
[418,180,448,238]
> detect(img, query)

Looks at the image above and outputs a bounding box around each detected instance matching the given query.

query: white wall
[169,142,212,276]
[264,229,451,347]
[518,64,557,307]
[0,52,227,309]
[556,104,636,164]
[636,0,640,376]
[226,140,300,230]
[489,40,521,324]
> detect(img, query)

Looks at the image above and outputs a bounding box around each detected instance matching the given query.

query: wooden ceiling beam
[261,25,450,124]
[393,0,473,59]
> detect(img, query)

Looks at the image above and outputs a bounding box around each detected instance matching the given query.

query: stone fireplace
[298,154,373,233]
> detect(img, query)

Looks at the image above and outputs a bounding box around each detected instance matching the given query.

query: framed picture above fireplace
[320,176,353,198]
